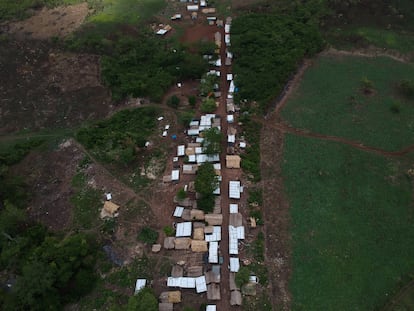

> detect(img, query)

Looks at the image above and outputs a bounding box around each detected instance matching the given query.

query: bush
[360,77,374,94]
[178,111,195,127]
[390,101,401,113]
[398,79,414,98]
[163,226,175,237]
[235,266,250,287]
[138,227,159,244]
[167,95,180,109]
[200,98,217,113]
[188,95,197,107]
[176,188,187,200]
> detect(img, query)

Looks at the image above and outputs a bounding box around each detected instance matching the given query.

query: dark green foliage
[76,107,157,164]
[231,13,323,112]
[126,288,157,311]
[188,95,197,107]
[360,77,374,94]
[178,111,195,127]
[398,79,414,98]
[202,127,223,155]
[176,188,187,200]
[200,97,217,113]
[163,226,175,237]
[250,231,265,262]
[101,35,207,101]
[195,163,219,213]
[167,95,180,109]
[199,74,218,96]
[235,266,250,287]
[138,227,158,244]
[390,101,401,113]
[239,114,262,181]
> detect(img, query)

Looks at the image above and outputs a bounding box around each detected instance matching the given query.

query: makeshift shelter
[205,270,221,284]
[196,275,207,293]
[207,284,221,300]
[163,175,172,183]
[193,222,205,229]
[159,302,173,311]
[229,273,239,291]
[181,209,192,221]
[164,237,175,249]
[187,266,203,277]
[171,265,184,278]
[206,306,217,311]
[173,206,184,217]
[229,181,241,199]
[193,227,205,240]
[205,214,223,225]
[191,209,205,221]
[229,204,238,213]
[183,164,198,174]
[230,290,242,306]
[152,244,161,253]
[242,283,257,296]
[100,201,120,218]
[191,240,208,252]
[214,197,221,214]
[250,217,257,228]
[229,213,243,227]
[230,257,240,272]
[174,238,191,250]
[159,291,182,303]
[226,155,241,169]
[209,241,218,263]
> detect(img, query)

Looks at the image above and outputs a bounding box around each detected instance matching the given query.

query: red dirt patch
[180,22,216,44]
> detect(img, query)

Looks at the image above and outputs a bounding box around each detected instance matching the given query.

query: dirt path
[323,47,413,63]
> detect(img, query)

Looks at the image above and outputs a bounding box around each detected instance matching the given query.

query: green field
[282,134,414,311]
[281,55,414,151]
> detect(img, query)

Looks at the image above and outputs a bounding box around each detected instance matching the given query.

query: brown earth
[0,39,113,134]
[5,3,89,39]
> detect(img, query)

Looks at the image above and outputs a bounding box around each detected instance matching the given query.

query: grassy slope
[282,134,414,311]
[281,55,414,151]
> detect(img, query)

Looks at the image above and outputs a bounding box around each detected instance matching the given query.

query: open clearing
[281,54,414,151]
[270,53,414,310]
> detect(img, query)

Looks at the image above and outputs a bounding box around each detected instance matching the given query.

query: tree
[188,95,196,107]
[167,95,180,109]
[235,266,250,287]
[138,227,159,244]
[202,127,223,155]
[200,97,217,113]
[127,288,157,311]
[195,164,219,213]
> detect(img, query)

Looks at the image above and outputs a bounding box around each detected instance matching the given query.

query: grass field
[282,134,414,311]
[281,55,414,151]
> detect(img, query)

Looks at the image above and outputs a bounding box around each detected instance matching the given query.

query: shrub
[188,95,196,107]
[398,79,414,98]
[163,226,175,237]
[167,95,180,109]
[176,188,187,200]
[390,101,401,113]
[360,77,374,94]
[138,227,159,244]
[178,111,195,127]
[235,266,250,287]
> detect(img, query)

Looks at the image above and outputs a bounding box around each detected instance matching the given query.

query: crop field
[281,134,414,311]
[281,55,414,151]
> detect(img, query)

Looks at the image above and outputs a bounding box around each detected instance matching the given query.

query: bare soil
[5,3,89,39]
[0,39,112,134]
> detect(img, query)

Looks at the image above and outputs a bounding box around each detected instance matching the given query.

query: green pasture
[282,134,414,310]
[281,55,414,151]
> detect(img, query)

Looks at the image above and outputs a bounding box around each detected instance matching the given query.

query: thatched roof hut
[100,201,120,218]
[187,266,203,277]
[193,227,204,240]
[159,291,181,303]
[171,265,184,278]
[205,214,223,225]
[191,240,208,252]
[164,237,175,249]
[207,284,221,300]
[174,238,191,250]
[230,290,242,306]
[191,209,205,220]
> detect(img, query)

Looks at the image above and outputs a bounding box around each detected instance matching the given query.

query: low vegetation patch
[281,55,414,151]
[283,134,414,310]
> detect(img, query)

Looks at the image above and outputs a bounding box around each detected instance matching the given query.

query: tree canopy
[195,163,219,213]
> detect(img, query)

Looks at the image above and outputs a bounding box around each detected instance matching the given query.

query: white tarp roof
[188,154,196,163]
[167,277,196,289]
[213,163,221,171]
[172,170,180,181]
[196,154,220,164]
[195,276,207,293]
[196,137,204,143]
[206,306,217,311]
[229,181,241,199]
[176,222,192,237]
[225,34,231,45]
[195,147,203,154]
[135,279,146,293]
[227,115,234,123]
[227,73,233,81]
[156,29,168,35]
[228,134,235,143]
[213,184,220,195]
[188,128,200,136]
[237,226,245,240]
[229,226,238,255]
[225,24,231,33]
[189,120,199,127]
[187,5,199,11]
[163,130,168,137]
[177,145,185,157]
[229,204,238,213]
[209,241,218,263]
[200,0,207,7]
[229,80,235,93]
[230,257,240,272]
[173,206,184,217]
[205,226,221,242]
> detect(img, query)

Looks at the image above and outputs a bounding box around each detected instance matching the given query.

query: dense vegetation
[282,134,414,310]
[281,55,414,151]
[195,163,219,213]
[0,141,98,310]
[231,13,323,112]
[76,107,158,164]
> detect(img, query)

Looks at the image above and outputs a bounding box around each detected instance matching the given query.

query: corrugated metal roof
[229,226,238,255]
[173,206,184,217]
[195,276,207,293]
[171,170,180,181]
[228,134,235,143]
[229,204,238,213]
[188,128,200,136]
[167,277,196,289]
[227,114,234,123]
[176,222,192,237]
[229,181,241,199]
[206,305,216,311]
[209,241,218,263]
[188,154,196,163]
[230,257,240,272]
[237,226,245,240]
[177,145,185,157]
